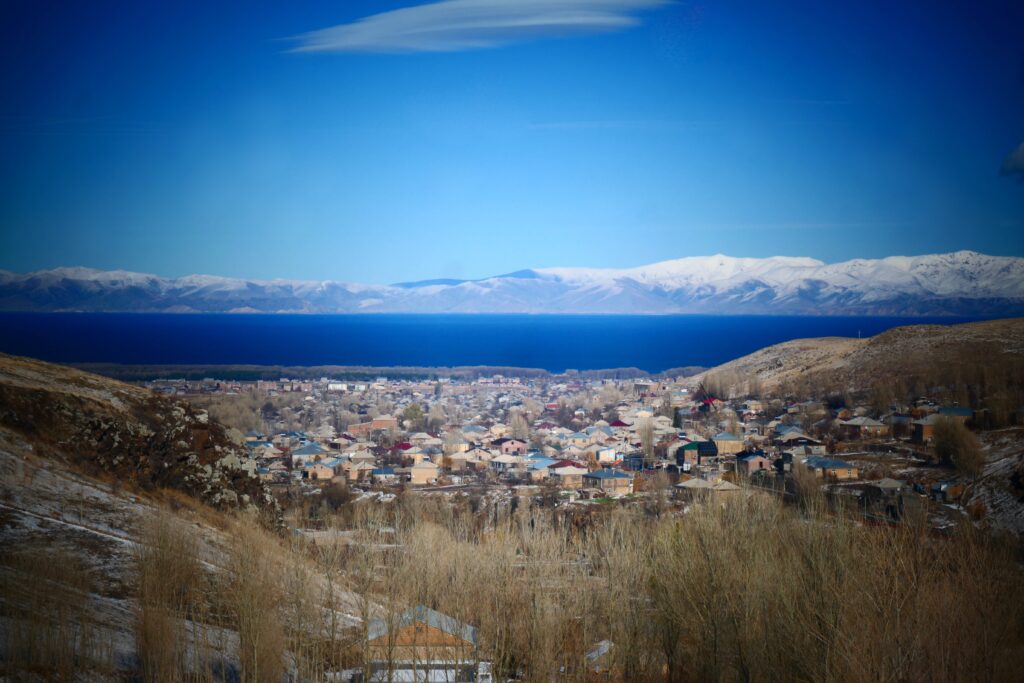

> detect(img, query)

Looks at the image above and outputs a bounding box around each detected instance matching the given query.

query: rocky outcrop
[0,353,277,515]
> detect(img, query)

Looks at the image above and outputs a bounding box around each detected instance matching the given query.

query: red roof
[550,459,582,469]
[609,420,630,428]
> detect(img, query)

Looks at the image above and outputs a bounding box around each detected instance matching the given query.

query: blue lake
[0,313,987,373]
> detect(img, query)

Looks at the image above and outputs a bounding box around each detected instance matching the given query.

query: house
[582,469,633,495]
[526,456,558,481]
[371,467,398,484]
[489,454,521,474]
[567,431,591,448]
[348,416,399,437]
[736,453,771,476]
[676,440,717,467]
[803,457,858,481]
[775,431,826,454]
[304,461,335,481]
[290,442,325,467]
[912,414,942,444]
[464,447,493,470]
[410,461,440,486]
[445,435,471,454]
[885,413,914,437]
[550,465,589,489]
[674,476,713,500]
[838,416,889,440]
[491,438,528,455]
[365,605,484,683]
[445,452,470,473]
[345,461,376,483]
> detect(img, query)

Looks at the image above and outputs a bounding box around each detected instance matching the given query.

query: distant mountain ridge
[2,250,1023,315]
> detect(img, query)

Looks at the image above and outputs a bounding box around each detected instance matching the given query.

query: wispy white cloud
[289,0,670,53]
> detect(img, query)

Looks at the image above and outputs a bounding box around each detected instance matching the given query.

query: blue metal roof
[805,457,854,469]
[528,457,558,470]
[584,469,632,479]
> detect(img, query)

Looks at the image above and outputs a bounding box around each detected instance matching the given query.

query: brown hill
[694,318,1024,402]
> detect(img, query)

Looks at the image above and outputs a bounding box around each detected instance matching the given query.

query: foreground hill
[0,355,358,679]
[2,250,1023,315]
[0,353,276,513]
[694,317,1024,397]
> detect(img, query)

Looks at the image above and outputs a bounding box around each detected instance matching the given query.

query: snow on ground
[0,425,365,679]
[969,429,1024,537]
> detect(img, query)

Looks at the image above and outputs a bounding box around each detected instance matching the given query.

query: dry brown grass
[0,546,116,681]
[339,492,1024,682]
[135,511,206,682]
[224,524,286,683]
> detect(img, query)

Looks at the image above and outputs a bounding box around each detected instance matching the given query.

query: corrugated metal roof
[584,469,632,480]
[367,605,477,645]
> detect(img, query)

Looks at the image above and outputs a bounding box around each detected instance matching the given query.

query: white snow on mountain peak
[2,251,1023,315]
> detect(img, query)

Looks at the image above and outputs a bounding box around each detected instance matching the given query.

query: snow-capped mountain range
[2,251,1023,316]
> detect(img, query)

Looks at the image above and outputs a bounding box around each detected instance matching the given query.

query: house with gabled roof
[290,442,325,467]
[550,465,589,489]
[736,452,771,476]
[410,461,439,486]
[365,605,483,682]
[838,416,888,440]
[674,476,713,500]
[582,468,633,495]
[491,437,527,455]
[712,432,744,455]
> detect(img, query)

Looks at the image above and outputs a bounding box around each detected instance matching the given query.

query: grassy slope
[695,317,1024,396]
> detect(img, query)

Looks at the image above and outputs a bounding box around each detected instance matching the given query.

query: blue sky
[1,0,1022,284]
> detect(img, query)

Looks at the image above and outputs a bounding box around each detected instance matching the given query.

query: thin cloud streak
[529,118,721,131]
[289,0,670,53]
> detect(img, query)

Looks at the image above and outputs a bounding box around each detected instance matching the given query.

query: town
[162,370,998,536]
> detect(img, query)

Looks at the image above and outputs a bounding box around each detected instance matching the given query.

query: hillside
[2,250,1023,315]
[694,317,1024,397]
[0,353,276,513]
[0,355,358,680]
